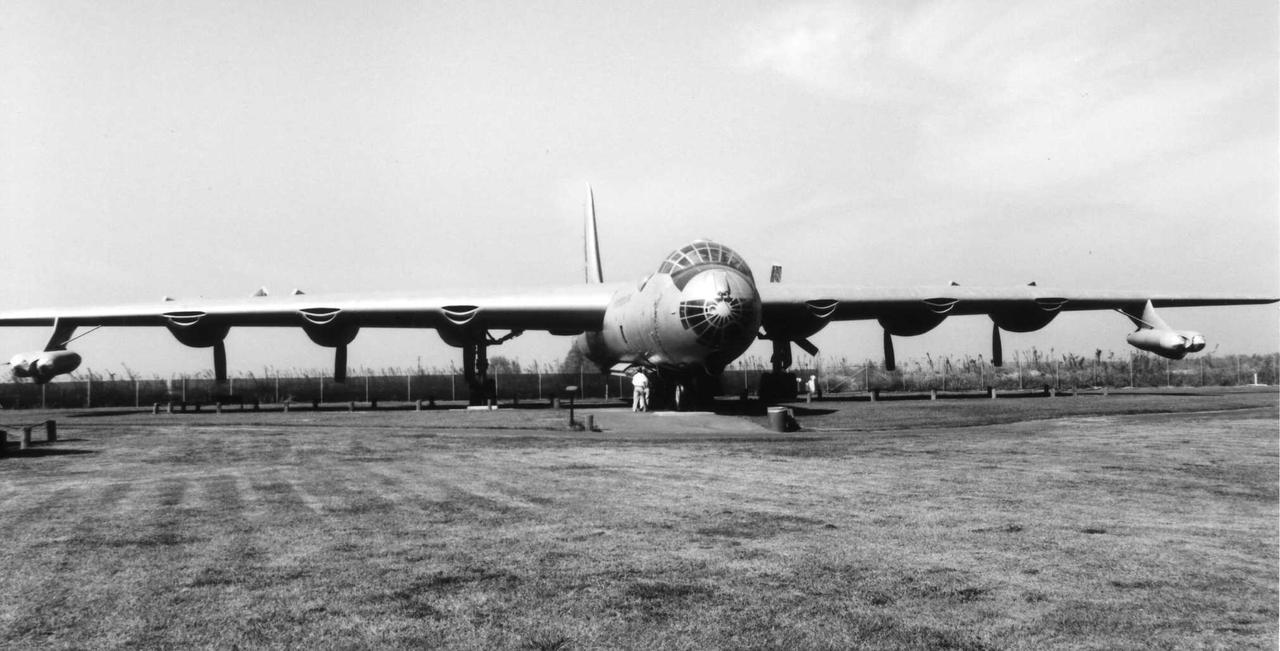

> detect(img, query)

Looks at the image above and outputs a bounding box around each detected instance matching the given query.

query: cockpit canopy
[657,240,754,280]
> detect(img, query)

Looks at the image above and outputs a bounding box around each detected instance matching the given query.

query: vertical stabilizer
[584,184,604,283]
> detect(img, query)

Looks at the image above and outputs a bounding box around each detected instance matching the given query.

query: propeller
[334,344,347,383]
[991,323,1003,368]
[213,341,227,384]
[883,330,896,372]
[794,337,819,356]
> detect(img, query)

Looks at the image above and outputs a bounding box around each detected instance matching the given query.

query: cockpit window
[657,240,753,279]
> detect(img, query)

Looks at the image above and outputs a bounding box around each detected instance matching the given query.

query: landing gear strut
[757,338,798,404]
[462,344,495,406]
[460,330,522,406]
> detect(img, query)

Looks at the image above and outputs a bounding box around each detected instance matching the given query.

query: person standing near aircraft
[632,371,649,412]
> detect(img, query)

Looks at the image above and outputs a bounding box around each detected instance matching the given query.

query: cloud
[737,1,1274,196]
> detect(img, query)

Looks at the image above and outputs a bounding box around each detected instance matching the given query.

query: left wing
[758,283,1278,366]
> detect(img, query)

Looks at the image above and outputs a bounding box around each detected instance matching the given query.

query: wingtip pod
[584,183,604,284]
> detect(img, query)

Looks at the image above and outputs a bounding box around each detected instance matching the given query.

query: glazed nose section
[678,269,762,350]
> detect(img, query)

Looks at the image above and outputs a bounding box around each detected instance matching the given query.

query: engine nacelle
[878,311,947,337]
[1126,329,1205,359]
[9,350,82,384]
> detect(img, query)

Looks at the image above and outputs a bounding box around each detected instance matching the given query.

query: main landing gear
[757,338,799,404]
[460,330,522,406]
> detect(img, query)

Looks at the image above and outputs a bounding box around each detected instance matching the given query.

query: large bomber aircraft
[0,188,1275,408]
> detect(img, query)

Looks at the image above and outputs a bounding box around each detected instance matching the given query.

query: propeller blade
[213,341,227,384]
[334,344,347,383]
[992,323,1003,367]
[794,337,819,357]
[883,330,896,372]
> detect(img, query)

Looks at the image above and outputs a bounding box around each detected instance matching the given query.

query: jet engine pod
[1126,328,1196,359]
[9,349,82,384]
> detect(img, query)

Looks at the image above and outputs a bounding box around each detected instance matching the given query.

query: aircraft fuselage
[577,241,762,378]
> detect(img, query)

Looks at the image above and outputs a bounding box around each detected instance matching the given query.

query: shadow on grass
[1,445,94,457]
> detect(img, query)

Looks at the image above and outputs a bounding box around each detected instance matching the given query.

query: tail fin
[584,184,604,283]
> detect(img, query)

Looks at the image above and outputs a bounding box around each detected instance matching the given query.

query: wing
[0,284,622,333]
[758,283,1276,367]
[759,284,1279,325]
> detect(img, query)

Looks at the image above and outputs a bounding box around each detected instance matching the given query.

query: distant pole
[319,376,324,403]
[365,376,370,403]
[406,375,411,401]
[1165,358,1171,387]
[537,371,542,400]
[135,380,139,408]
[1129,351,1134,388]
[42,384,46,409]
[1200,357,1205,386]
[229,377,234,395]
[451,373,455,401]
[182,377,187,402]
[274,376,279,403]
[86,377,91,408]
[1016,352,1023,390]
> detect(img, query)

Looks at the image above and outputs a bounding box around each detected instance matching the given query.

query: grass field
[1,389,1275,649]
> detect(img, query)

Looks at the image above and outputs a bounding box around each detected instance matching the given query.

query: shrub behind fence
[1,352,1274,409]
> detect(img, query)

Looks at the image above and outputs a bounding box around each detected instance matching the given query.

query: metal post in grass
[42,384,46,409]
[564,385,578,428]
[85,378,91,408]
[20,426,31,450]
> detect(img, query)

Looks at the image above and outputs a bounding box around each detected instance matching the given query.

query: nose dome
[677,269,761,351]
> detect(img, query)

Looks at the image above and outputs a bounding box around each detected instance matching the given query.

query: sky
[1,0,1276,380]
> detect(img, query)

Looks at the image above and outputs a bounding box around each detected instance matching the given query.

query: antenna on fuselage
[584,183,604,284]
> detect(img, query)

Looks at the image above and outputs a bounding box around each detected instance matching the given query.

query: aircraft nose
[676,268,762,351]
